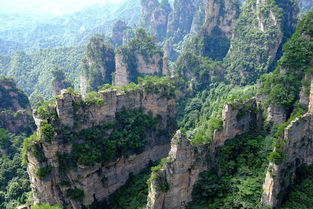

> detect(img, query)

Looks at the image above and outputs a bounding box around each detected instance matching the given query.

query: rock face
[111,20,129,47]
[114,50,168,86]
[80,37,115,95]
[261,79,313,207]
[224,0,298,84]
[52,69,72,96]
[0,78,35,134]
[211,98,262,151]
[147,98,262,208]
[27,84,176,208]
[147,130,208,209]
[204,0,239,39]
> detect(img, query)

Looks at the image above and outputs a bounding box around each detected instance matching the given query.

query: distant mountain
[0,0,140,55]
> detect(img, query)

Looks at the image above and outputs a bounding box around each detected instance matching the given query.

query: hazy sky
[2,0,125,16]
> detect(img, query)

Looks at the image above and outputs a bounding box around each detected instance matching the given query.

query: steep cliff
[260,10,313,207]
[111,20,129,47]
[25,78,176,208]
[224,0,298,84]
[51,69,72,97]
[190,0,240,60]
[80,37,115,95]
[147,98,262,208]
[114,29,168,86]
[0,77,35,135]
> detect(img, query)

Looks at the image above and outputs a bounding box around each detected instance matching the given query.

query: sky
[1,0,125,16]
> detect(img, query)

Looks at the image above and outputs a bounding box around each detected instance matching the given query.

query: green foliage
[36,101,57,120]
[31,204,61,209]
[150,157,171,172]
[82,37,115,92]
[174,51,223,91]
[83,91,105,106]
[0,131,30,209]
[280,165,313,209]
[36,166,52,179]
[90,166,155,209]
[66,188,84,200]
[22,133,40,165]
[0,77,30,111]
[116,28,163,83]
[0,47,85,99]
[39,122,54,142]
[224,0,297,85]
[258,9,313,111]
[188,29,231,61]
[138,76,175,98]
[100,82,140,93]
[64,109,157,167]
[188,131,273,208]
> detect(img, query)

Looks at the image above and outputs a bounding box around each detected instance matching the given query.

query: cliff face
[27,83,176,208]
[147,130,208,209]
[111,20,128,47]
[52,69,72,97]
[224,0,298,84]
[113,29,169,86]
[80,37,115,95]
[147,98,262,208]
[204,0,240,39]
[261,113,313,207]
[0,78,35,134]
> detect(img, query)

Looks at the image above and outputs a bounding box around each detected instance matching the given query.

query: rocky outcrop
[147,130,208,209]
[114,41,168,86]
[211,98,262,151]
[80,37,115,95]
[52,69,72,96]
[111,20,129,47]
[204,0,240,39]
[0,78,35,135]
[27,83,176,209]
[261,79,313,207]
[147,98,262,208]
[266,104,286,126]
[261,113,313,207]
[224,0,298,84]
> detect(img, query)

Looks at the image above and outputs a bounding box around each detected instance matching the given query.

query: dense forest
[0,0,313,209]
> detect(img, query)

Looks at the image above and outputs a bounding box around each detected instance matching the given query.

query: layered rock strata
[147,98,262,208]
[27,85,176,208]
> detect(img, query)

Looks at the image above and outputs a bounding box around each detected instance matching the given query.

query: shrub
[36,166,53,179]
[31,204,61,209]
[39,122,54,142]
[66,188,84,200]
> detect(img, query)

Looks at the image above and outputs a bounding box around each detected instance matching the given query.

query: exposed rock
[113,53,130,86]
[147,130,208,209]
[147,98,262,208]
[261,113,313,207]
[212,98,262,151]
[204,0,240,39]
[224,0,298,84]
[266,104,286,126]
[111,20,129,47]
[113,49,168,86]
[28,84,176,208]
[0,78,35,135]
[261,78,313,207]
[52,69,72,96]
[80,37,115,95]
